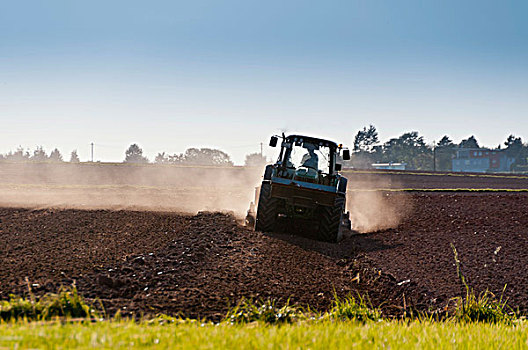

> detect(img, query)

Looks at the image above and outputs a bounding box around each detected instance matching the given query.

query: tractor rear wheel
[255,182,279,232]
[318,195,345,242]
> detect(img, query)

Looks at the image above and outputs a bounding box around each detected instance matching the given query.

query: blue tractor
[246,134,351,242]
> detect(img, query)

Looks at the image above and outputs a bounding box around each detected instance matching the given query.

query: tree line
[0,146,79,163]
[2,130,527,172]
[0,144,266,167]
[126,144,267,167]
[350,125,528,171]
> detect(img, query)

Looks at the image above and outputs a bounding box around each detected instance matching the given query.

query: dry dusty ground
[1,191,528,320]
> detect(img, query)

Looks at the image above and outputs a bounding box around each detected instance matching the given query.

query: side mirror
[269,136,278,147]
[335,163,342,171]
[342,149,350,160]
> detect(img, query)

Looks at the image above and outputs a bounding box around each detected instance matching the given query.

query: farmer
[301,144,319,170]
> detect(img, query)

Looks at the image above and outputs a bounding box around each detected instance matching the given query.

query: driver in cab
[301,144,319,170]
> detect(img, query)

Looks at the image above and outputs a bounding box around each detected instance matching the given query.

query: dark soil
[346,171,528,189]
[1,192,528,320]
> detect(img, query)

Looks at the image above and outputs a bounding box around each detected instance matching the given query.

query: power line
[229,143,262,149]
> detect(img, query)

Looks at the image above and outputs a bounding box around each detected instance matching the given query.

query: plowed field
[1,191,528,320]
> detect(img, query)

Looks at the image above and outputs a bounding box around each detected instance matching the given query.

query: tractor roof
[286,135,338,149]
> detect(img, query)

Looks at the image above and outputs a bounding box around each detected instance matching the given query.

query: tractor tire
[318,195,345,242]
[255,182,279,232]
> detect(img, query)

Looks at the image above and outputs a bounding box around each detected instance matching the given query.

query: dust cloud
[347,191,411,233]
[0,163,412,229]
[0,163,264,217]
[345,173,412,233]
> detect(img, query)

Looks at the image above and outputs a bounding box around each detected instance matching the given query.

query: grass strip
[2,319,528,349]
[349,188,528,192]
[344,169,528,179]
[0,284,523,348]
[0,285,95,322]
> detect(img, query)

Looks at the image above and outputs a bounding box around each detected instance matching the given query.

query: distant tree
[435,135,455,171]
[70,150,80,163]
[244,153,267,167]
[182,148,233,166]
[349,125,380,168]
[155,152,169,164]
[504,134,522,150]
[31,146,48,162]
[504,135,525,170]
[168,153,186,163]
[49,148,63,162]
[124,144,149,163]
[381,131,433,170]
[4,146,30,162]
[437,135,454,148]
[353,125,379,152]
[459,136,480,148]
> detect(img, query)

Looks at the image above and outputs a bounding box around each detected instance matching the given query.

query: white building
[371,162,406,170]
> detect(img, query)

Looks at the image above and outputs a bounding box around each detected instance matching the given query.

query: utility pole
[260,142,263,156]
[91,142,94,162]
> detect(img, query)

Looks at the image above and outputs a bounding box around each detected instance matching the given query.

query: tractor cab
[270,134,349,186]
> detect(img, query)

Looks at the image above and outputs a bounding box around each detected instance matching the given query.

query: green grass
[0,285,95,322]
[349,188,528,192]
[2,319,528,349]
[2,291,523,349]
[325,294,381,322]
[224,294,381,325]
[451,288,513,324]
[225,298,306,324]
[343,169,528,179]
[449,244,514,324]
[0,288,526,348]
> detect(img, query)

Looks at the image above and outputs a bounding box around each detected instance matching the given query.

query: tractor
[246,134,351,242]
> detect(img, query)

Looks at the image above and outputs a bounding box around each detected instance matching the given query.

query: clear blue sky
[1,0,527,163]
